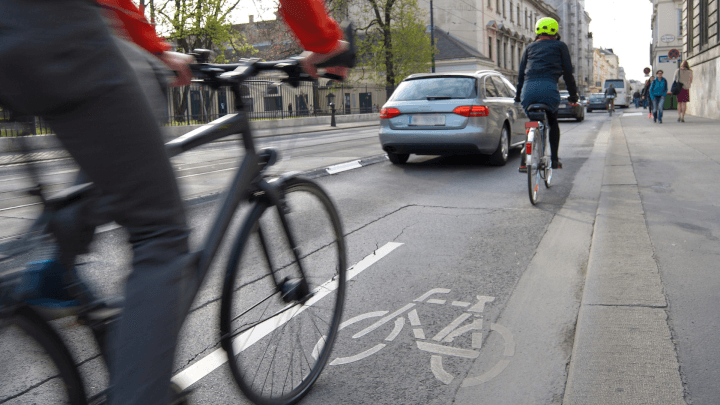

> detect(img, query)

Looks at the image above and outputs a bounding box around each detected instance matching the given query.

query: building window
[503,0,506,18]
[511,45,515,70]
[678,8,682,37]
[510,2,514,21]
[687,0,694,52]
[517,5,520,25]
[497,0,500,14]
[504,42,508,69]
[489,37,493,61]
[497,38,501,66]
[699,0,709,46]
[525,9,528,29]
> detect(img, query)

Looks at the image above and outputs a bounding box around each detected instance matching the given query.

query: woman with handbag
[674,61,693,122]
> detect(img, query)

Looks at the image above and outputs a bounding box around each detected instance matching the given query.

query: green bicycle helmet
[535,17,559,36]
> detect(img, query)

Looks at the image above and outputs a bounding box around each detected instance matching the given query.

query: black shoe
[551,160,563,169]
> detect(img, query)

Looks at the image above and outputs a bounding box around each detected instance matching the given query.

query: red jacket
[96,0,170,55]
[97,0,341,55]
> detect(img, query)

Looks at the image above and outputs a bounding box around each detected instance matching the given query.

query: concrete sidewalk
[561,109,713,403]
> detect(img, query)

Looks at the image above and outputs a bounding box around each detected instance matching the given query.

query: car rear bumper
[379,126,499,155]
[557,106,582,118]
[587,103,606,110]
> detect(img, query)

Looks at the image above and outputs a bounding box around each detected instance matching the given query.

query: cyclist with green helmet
[516,17,578,171]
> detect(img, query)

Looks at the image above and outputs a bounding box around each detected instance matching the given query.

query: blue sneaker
[17,260,87,320]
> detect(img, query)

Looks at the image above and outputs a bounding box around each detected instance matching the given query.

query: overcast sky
[584,0,654,82]
[229,0,655,82]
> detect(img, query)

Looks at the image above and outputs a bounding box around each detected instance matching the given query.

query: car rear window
[604,80,625,89]
[391,77,478,101]
[590,95,604,101]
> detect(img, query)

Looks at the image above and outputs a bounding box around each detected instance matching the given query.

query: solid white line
[325,160,362,175]
[413,328,426,340]
[170,241,403,390]
[427,299,446,305]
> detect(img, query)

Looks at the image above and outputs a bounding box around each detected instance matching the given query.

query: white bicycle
[315,288,515,387]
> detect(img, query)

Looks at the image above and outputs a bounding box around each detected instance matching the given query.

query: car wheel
[387,152,409,165]
[489,125,509,166]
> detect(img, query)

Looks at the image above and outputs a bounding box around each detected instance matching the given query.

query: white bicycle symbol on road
[313,288,515,387]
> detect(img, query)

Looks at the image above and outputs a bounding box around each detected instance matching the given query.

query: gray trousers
[0,1,191,404]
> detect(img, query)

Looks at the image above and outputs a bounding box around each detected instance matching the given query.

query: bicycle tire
[220,177,346,405]
[1,305,87,405]
[543,128,553,189]
[527,130,541,205]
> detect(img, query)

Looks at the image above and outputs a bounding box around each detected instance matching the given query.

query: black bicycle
[524,104,554,205]
[0,50,353,405]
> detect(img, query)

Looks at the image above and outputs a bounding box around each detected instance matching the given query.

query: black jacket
[516,38,578,101]
[605,87,617,97]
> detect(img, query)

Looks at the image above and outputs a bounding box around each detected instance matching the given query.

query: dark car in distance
[587,93,608,113]
[557,90,584,121]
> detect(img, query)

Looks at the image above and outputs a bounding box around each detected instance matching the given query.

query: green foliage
[353,0,434,87]
[155,0,255,62]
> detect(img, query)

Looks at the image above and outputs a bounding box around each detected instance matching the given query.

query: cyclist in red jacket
[0,0,348,404]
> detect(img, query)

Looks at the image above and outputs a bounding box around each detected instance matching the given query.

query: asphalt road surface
[2,112,614,404]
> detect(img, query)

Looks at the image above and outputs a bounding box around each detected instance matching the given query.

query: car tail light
[380,108,401,119]
[453,105,489,117]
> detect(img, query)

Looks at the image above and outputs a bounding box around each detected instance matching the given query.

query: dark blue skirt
[521,79,561,114]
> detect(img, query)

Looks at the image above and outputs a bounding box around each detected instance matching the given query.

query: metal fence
[164,80,393,126]
[1,81,394,137]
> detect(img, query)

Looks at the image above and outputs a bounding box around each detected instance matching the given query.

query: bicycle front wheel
[527,130,541,205]
[0,305,87,405]
[220,177,346,405]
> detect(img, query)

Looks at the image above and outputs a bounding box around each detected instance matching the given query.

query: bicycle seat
[526,104,552,121]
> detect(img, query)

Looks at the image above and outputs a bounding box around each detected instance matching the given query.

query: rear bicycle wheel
[527,130,541,205]
[220,177,346,405]
[0,305,87,405]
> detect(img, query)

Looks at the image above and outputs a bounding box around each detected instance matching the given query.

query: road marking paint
[467,296,495,313]
[431,355,454,384]
[340,311,389,330]
[386,318,405,342]
[325,160,362,175]
[353,303,415,339]
[442,319,483,343]
[460,359,512,388]
[170,242,402,390]
[452,301,471,307]
[408,309,421,326]
[433,313,472,342]
[330,344,386,365]
[472,332,483,349]
[413,328,426,340]
[427,299,446,305]
[414,288,451,302]
[623,112,643,117]
[416,341,480,359]
[491,323,515,356]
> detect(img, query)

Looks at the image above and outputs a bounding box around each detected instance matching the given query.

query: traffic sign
[668,49,680,60]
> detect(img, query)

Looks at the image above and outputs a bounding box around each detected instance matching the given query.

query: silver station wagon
[379,71,528,165]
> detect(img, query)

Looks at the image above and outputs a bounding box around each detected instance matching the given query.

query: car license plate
[409,114,446,126]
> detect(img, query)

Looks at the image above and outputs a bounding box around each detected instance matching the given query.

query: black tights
[547,109,560,162]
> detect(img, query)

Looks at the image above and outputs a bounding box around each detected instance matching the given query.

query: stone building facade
[650,0,684,81]
[681,0,720,119]
[543,0,594,95]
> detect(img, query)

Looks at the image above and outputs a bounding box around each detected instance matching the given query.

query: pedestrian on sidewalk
[673,61,693,122]
[649,70,668,123]
[641,78,651,110]
[633,90,641,108]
